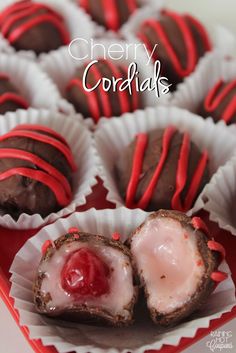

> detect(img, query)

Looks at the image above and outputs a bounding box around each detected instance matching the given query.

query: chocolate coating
[80,0,138,31]
[0,75,28,114]
[0,0,70,55]
[66,59,143,120]
[115,128,210,211]
[138,10,211,90]
[198,80,236,124]
[0,127,73,219]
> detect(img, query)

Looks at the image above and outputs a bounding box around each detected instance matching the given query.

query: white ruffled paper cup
[203,156,236,236]
[9,208,236,353]
[95,106,236,214]
[0,53,73,114]
[40,39,169,127]
[74,0,164,39]
[0,108,98,230]
[171,52,236,134]
[0,0,96,61]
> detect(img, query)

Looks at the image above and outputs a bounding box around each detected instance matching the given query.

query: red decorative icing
[204,80,236,123]
[138,9,211,77]
[126,127,208,211]
[0,92,29,109]
[192,217,210,237]
[42,240,53,254]
[211,271,228,282]
[112,232,121,241]
[68,227,79,233]
[61,248,110,297]
[80,0,137,31]
[0,125,75,207]
[207,240,226,261]
[0,0,70,46]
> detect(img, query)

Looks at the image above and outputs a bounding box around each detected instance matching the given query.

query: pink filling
[131,217,205,314]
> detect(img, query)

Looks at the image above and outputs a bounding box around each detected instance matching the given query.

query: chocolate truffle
[80,0,138,31]
[66,59,142,122]
[130,210,227,326]
[115,126,210,212]
[0,0,70,55]
[198,79,236,125]
[0,124,76,219]
[34,229,138,326]
[0,73,29,114]
[137,9,212,89]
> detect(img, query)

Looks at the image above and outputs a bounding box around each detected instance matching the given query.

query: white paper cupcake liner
[0,108,98,229]
[202,156,236,236]
[171,52,236,134]
[0,0,96,61]
[40,38,169,127]
[9,208,236,353]
[74,0,164,39]
[94,106,236,215]
[0,52,73,114]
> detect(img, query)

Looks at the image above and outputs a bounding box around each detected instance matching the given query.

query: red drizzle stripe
[143,11,197,77]
[102,0,119,31]
[183,151,208,210]
[171,133,190,210]
[184,14,212,51]
[67,78,100,122]
[126,127,176,209]
[126,128,208,211]
[204,80,236,123]
[88,62,112,118]
[208,240,226,261]
[13,124,69,146]
[103,60,130,116]
[192,217,210,237]
[0,130,76,171]
[42,240,53,254]
[0,92,29,109]
[0,1,69,45]
[122,64,138,111]
[137,32,157,61]
[0,148,72,199]
[211,271,228,282]
[126,0,138,13]
[0,167,70,206]
[80,0,89,12]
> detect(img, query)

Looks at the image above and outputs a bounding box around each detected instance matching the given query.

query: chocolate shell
[34,230,138,327]
[198,79,236,125]
[137,9,212,89]
[130,210,227,326]
[65,59,143,122]
[115,127,210,212]
[0,0,70,55]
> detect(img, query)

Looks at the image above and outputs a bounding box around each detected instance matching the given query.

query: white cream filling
[131,217,205,314]
[39,240,134,318]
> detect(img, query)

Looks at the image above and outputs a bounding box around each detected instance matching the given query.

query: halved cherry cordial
[130,210,227,326]
[34,230,138,326]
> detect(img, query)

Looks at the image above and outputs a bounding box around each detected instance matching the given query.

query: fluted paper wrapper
[95,106,236,214]
[202,156,236,236]
[0,53,72,114]
[9,208,236,353]
[0,109,98,229]
[171,52,236,134]
[40,38,169,128]
[0,0,96,61]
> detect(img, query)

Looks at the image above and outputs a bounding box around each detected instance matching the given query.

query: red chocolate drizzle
[67,60,136,122]
[42,239,54,254]
[138,9,212,77]
[80,0,137,31]
[0,124,76,207]
[0,0,70,45]
[204,80,236,123]
[191,217,227,283]
[126,126,208,211]
[112,232,121,241]
[0,74,29,109]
